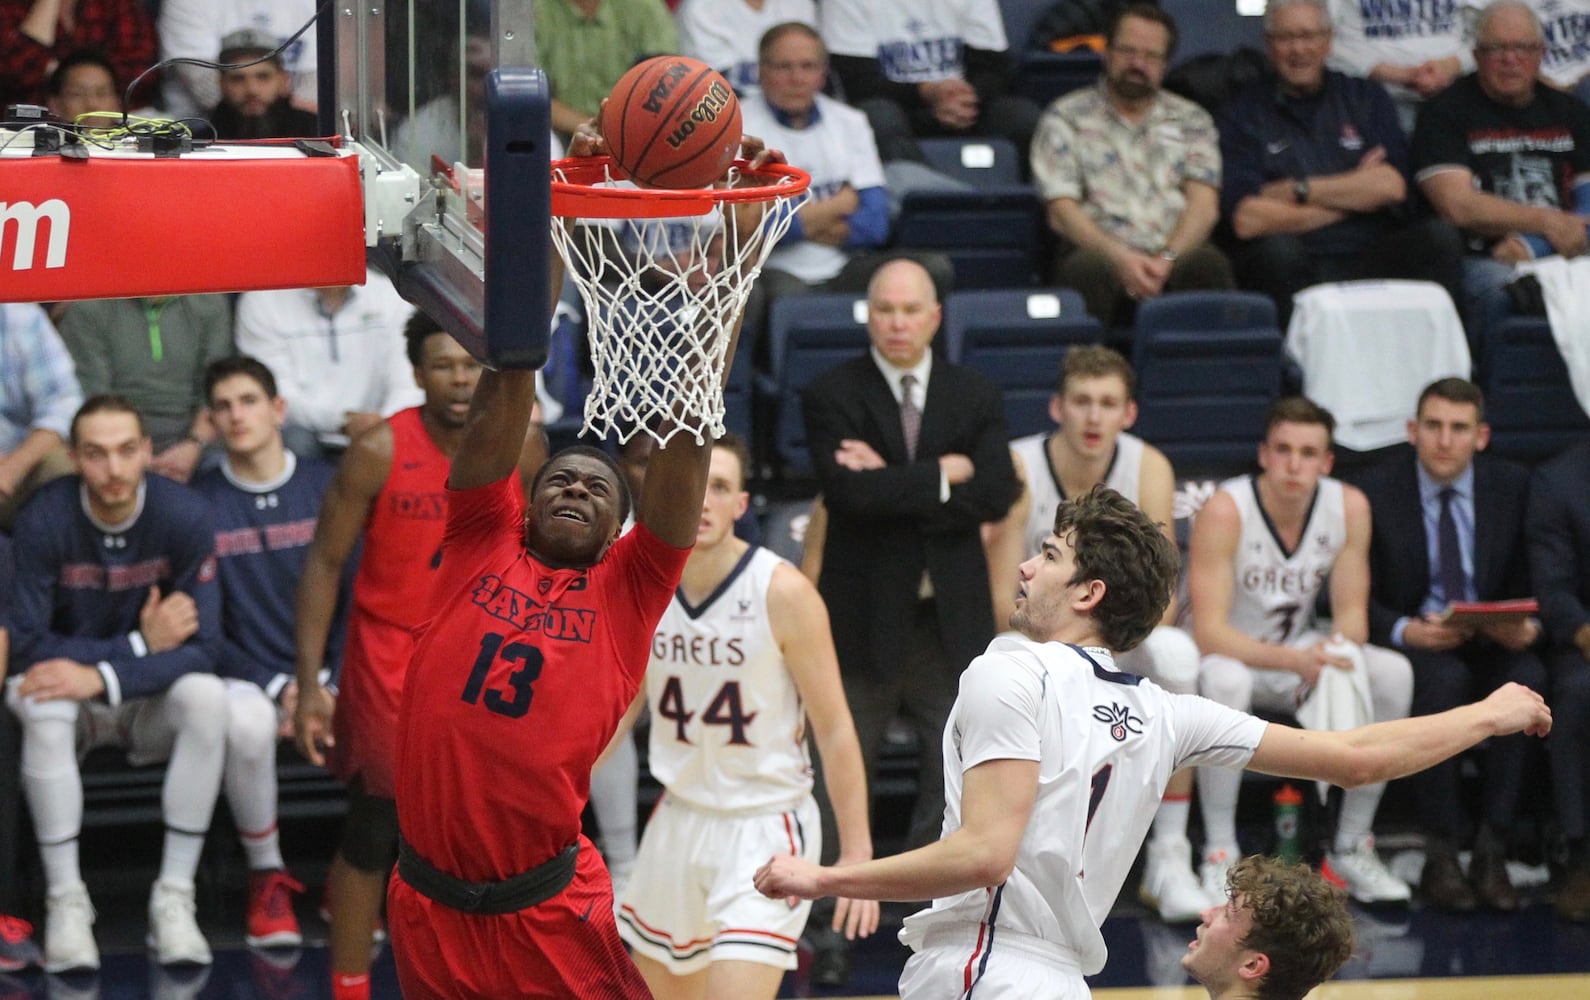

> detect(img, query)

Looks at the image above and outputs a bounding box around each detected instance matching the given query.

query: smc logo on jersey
[1093,703,1143,742]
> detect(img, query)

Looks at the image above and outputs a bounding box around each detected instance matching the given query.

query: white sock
[241,825,285,872]
[158,829,206,887]
[40,840,81,892]
[1151,795,1191,846]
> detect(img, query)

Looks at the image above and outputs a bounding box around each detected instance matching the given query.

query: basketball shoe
[246,870,306,948]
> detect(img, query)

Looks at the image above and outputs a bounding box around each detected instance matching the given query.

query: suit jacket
[1355,452,1533,648]
[803,354,1019,681]
[1527,441,1590,652]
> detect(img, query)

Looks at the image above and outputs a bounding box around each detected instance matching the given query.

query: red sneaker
[246,870,306,948]
[0,915,40,973]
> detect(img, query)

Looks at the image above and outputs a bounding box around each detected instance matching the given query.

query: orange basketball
[597,56,742,189]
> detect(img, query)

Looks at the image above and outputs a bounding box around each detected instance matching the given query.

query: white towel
[1512,256,1590,415]
[1295,641,1375,804]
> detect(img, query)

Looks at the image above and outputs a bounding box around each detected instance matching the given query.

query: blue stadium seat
[892,186,1044,289]
[943,288,1104,438]
[1482,316,1590,463]
[765,293,871,478]
[918,137,1024,188]
[722,339,755,443]
[1131,291,1285,477]
[1014,50,1103,108]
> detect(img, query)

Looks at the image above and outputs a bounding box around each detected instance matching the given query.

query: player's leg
[328,778,398,1000]
[130,671,227,965]
[1194,653,1256,897]
[632,954,710,1000]
[1319,644,1412,904]
[5,679,96,972]
[588,729,639,896]
[1121,626,1211,918]
[221,679,304,947]
[702,960,785,1000]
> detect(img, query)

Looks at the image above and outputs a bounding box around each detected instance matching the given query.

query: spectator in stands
[207,27,318,140]
[158,0,318,118]
[982,345,1211,924]
[1411,0,1590,349]
[191,356,351,951]
[5,395,224,973]
[676,0,816,96]
[54,295,233,484]
[0,0,158,108]
[0,304,81,532]
[1030,2,1234,335]
[533,0,678,139]
[1219,0,1465,330]
[45,49,122,128]
[1354,377,1545,911]
[1189,397,1415,908]
[799,257,1019,986]
[1527,439,1590,922]
[739,23,954,351]
[1326,0,1476,131]
[819,0,1040,164]
[234,269,421,460]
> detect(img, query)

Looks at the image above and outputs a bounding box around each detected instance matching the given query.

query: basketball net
[550,155,809,445]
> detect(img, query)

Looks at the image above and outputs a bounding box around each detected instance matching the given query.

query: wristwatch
[1293,178,1311,205]
[1159,249,1178,263]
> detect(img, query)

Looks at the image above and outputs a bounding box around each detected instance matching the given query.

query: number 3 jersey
[394,476,689,882]
[645,546,811,814]
[1219,474,1347,646]
[900,638,1267,975]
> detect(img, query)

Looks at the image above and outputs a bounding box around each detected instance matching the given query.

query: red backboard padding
[1,152,367,302]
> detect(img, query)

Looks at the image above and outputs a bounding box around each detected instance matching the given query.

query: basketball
[598,56,742,189]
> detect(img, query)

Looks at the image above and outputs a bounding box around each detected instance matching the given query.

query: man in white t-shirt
[754,484,1550,999]
[676,0,817,96]
[983,345,1210,924]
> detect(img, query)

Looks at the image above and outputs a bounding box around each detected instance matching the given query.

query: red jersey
[395,475,688,882]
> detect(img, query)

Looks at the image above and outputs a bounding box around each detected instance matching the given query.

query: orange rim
[550,155,811,218]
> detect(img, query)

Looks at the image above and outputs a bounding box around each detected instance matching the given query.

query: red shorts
[329,613,415,797]
[388,836,651,999]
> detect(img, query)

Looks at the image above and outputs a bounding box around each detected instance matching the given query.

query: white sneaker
[1199,846,1238,906]
[147,881,213,967]
[43,883,99,974]
[1139,838,1210,923]
[1325,837,1411,905]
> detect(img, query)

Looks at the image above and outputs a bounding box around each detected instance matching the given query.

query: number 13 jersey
[646,546,812,814]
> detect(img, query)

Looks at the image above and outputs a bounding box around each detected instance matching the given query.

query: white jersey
[899,638,1267,975]
[1325,0,1478,92]
[675,0,818,96]
[1533,0,1590,88]
[820,0,1007,80]
[646,546,811,813]
[1220,475,1347,646]
[1012,431,1145,561]
[740,92,887,283]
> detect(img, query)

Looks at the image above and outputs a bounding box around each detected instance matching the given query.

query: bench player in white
[983,344,1208,922]
[615,434,878,1000]
[753,484,1551,999]
[1188,396,1414,904]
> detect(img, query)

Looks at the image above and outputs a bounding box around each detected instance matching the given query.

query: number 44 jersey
[646,546,812,814]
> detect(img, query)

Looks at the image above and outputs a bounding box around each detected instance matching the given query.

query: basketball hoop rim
[550,155,811,218]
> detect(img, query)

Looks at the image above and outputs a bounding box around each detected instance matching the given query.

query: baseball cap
[218,27,282,65]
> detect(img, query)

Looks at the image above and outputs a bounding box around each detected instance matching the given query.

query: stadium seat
[1482,315,1590,463]
[765,293,871,479]
[943,288,1104,438]
[1014,50,1104,108]
[892,186,1044,289]
[918,137,1024,188]
[1131,291,1286,478]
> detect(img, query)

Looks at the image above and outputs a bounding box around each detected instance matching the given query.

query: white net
[549,159,807,445]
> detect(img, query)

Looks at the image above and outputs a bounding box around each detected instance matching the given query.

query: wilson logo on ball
[665,81,734,149]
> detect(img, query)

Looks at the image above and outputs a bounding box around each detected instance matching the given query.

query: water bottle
[1273,782,1303,863]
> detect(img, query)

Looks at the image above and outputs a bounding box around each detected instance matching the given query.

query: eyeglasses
[1266,29,1331,45]
[1107,44,1168,64]
[1475,41,1545,57]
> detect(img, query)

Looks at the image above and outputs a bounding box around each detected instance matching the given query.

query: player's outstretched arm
[293,423,391,764]
[770,563,879,940]
[1248,681,1551,789]
[755,756,1037,904]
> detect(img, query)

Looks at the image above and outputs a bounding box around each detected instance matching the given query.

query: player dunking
[754,485,1551,999]
[386,128,787,999]
[615,434,879,1000]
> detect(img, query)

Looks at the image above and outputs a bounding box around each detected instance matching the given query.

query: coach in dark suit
[800,257,1018,981]
[1528,440,1590,922]
[1355,378,1545,913]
